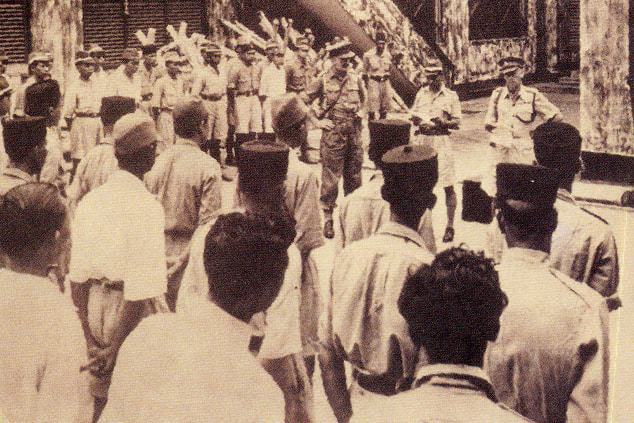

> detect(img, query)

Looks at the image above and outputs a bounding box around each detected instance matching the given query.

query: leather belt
[88,277,124,291]
[201,93,225,101]
[75,112,100,118]
[236,90,258,97]
[159,107,173,112]
[370,75,389,82]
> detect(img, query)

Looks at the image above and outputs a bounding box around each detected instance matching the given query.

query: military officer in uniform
[152,51,185,153]
[304,38,366,239]
[110,48,142,105]
[483,56,563,193]
[287,37,316,162]
[362,31,391,121]
[485,163,609,423]
[410,63,461,242]
[319,144,438,423]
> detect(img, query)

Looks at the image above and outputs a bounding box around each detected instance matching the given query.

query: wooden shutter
[167,0,208,37]
[83,0,125,68]
[0,1,28,63]
[127,0,168,50]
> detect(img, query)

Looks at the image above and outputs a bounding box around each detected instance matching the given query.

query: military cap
[424,61,443,76]
[202,42,222,54]
[140,44,158,56]
[297,37,310,51]
[0,76,12,98]
[375,31,387,42]
[238,141,289,185]
[532,121,582,172]
[382,144,438,190]
[75,50,95,65]
[271,93,309,133]
[113,111,158,156]
[498,56,525,75]
[100,96,136,127]
[236,36,255,52]
[2,116,47,160]
[27,51,52,66]
[368,119,410,165]
[265,41,279,51]
[25,79,61,118]
[87,44,104,55]
[162,50,181,64]
[121,48,140,62]
[327,37,355,59]
[496,163,560,208]
[0,49,9,62]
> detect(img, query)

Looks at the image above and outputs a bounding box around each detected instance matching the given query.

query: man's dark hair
[398,247,507,365]
[496,201,558,242]
[203,211,296,322]
[0,183,66,260]
[173,101,207,139]
[1,116,46,163]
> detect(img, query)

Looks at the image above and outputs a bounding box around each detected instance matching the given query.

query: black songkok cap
[2,116,47,162]
[496,163,560,209]
[532,121,582,172]
[25,79,60,118]
[238,141,290,185]
[100,96,136,127]
[368,119,410,165]
[382,144,438,191]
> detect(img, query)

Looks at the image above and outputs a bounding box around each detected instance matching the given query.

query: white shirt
[109,66,142,104]
[259,62,287,98]
[0,269,88,423]
[68,169,167,301]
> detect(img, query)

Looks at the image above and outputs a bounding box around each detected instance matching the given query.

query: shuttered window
[469,0,529,40]
[0,1,29,63]
[83,0,207,64]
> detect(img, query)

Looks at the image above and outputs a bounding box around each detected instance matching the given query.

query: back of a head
[203,212,296,322]
[398,247,507,364]
[271,94,309,147]
[100,96,136,127]
[1,116,47,163]
[173,100,207,139]
[532,121,582,174]
[0,183,66,261]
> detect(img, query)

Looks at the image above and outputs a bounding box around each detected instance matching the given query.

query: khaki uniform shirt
[411,85,462,123]
[305,68,364,116]
[62,75,102,118]
[191,64,227,99]
[226,58,261,94]
[151,74,184,111]
[362,47,392,78]
[66,136,118,204]
[484,248,609,423]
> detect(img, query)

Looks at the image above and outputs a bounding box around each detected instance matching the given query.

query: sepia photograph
[0,0,631,421]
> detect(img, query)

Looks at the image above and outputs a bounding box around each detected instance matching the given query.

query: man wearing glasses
[483,56,563,193]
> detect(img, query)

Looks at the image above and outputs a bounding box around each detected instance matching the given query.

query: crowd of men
[0,15,621,423]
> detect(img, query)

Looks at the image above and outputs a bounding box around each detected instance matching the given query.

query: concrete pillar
[30,0,83,92]
[580,0,633,154]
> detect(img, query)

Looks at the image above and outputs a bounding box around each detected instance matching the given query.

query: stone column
[580,0,633,154]
[30,0,83,92]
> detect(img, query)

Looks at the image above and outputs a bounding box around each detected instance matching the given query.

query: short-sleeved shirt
[286,56,313,93]
[363,47,392,78]
[62,75,102,118]
[321,221,435,382]
[352,364,533,423]
[68,169,168,301]
[65,136,119,204]
[259,62,287,98]
[411,85,462,124]
[99,300,285,423]
[176,212,303,360]
[144,137,222,237]
[191,64,227,98]
[335,171,436,256]
[484,85,563,140]
[226,57,261,94]
[0,167,35,195]
[484,247,609,423]
[0,269,88,423]
[151,74,184,110]
[109,66,142,104]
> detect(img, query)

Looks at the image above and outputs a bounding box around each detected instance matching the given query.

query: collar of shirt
[377,221,426,248]
[502,247,549,265]
[109,169,147,192]
[368,170,383,182]
[413,363,498,401]
[174,136,201,149]
[1,167,35,183]
[502,85,532,102]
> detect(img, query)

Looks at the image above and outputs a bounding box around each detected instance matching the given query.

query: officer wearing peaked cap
[363,31,392,121]
[152,50,185,153]
[304,37,366,239]
[484,163,609,423]
[482,56,563,194]
[335,119,436,255]
[320,144,438,423]
[88,44,109,95]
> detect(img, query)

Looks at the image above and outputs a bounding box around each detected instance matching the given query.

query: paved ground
[220,87,633,422]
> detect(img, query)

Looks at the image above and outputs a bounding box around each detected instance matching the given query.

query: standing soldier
[304,37,366,239]
[88,44,109,96]
[226,36,262,157]
[110,48,142,105]
[287,38,315,162]
[410,64,461,243]
[11,51,54,118]
[363,31,391,121]
[260,42,287,142]
[483,56,563,193]
[138,43,160,114]
[62,50,103,175]
[191,42,228,164]
[152,51,185,153]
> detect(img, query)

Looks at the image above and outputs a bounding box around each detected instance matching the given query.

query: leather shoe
[323,219,335,239]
